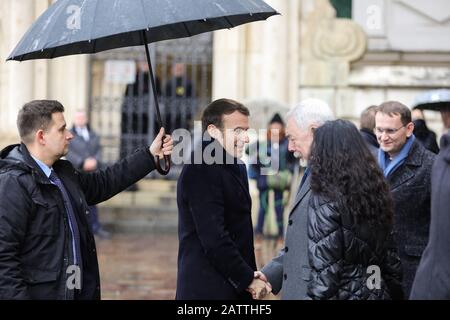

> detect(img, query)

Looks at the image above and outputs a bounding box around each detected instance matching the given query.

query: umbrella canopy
[7,0,278,61]
[413,89,450,111]
[7,0,278,175]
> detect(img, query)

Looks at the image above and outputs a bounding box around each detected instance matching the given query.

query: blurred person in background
[359,105,379,157]
[412,108,439,154]
[248,113,296,247]
[67,110,111,239]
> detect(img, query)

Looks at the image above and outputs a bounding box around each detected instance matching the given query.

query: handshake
[246,271,272,300]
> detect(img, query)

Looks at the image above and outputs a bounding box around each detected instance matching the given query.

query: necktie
[77,127,89,142]
[299,167,310,190]
[49,170,82,269]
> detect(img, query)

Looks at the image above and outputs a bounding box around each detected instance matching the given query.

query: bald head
[74,110,88,128]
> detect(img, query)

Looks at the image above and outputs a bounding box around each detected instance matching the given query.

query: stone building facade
[1,0,449,149]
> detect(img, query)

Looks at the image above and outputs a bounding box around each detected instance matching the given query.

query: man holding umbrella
[3,0,278,300]
[0,100,173,299]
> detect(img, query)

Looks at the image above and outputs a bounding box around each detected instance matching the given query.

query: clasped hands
[246,271,272,300]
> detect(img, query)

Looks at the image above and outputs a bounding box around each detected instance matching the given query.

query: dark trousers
[87,205,101,233]
[255,189,284,237]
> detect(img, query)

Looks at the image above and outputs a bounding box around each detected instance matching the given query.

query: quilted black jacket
[307,195,404,300]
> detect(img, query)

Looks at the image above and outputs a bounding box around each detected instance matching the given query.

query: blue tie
[49,170,82,269]
[299,167,310,189]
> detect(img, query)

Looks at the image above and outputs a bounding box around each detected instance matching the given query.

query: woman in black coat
[307,120,403,300]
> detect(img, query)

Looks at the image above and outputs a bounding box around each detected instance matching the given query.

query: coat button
[283,274,287,280]
[85,210,89,215]
[288,220,293,226]
[285,246,289,253]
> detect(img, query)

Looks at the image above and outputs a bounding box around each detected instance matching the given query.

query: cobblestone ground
[96,233,282,300]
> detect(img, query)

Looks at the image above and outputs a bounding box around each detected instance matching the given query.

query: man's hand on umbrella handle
[150,128,173,157]
[150,128,173,175]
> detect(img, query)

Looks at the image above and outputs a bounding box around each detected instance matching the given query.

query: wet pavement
[96,233,283,300]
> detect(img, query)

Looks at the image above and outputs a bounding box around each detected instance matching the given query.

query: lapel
[388,140,422,190]
[389,165,415,190]
[289,175,311,216]
[225,165,252,203]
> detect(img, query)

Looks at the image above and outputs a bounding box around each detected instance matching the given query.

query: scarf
[378,135,416,177]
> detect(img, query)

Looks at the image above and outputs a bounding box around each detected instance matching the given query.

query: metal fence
[89,33,212,178]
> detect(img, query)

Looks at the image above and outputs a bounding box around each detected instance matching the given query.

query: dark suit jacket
[67,127,102,170]
[410,133,450,299]
[176,142,256,300]
[386,139,436,296]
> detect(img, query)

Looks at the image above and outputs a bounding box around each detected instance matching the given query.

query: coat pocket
[23,267,58,285]
[30,197,59,236]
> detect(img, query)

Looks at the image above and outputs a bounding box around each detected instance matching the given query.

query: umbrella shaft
[142,31,163,129]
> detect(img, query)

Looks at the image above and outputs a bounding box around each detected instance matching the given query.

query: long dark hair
[310,119,393,228]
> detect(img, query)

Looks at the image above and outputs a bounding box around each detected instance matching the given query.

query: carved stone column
[300,0,366,87]
[298,0,367,119]
[0,0,36,147]
[213,0,301,107]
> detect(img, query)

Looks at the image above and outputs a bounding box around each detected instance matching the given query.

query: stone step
[97,180,179,233]
[99,207,178,233]
[98,191,177,209]
[136,179,177,193]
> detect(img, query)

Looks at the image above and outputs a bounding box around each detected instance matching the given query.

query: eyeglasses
[374,124,407,136]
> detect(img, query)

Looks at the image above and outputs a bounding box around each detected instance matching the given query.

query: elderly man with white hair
[254,98,334,300]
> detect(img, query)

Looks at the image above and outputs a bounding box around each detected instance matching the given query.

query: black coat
[413,119,439,154]
[0,144,155,300]
[386,140,436,296]
[176,143,256,300]
[360,128,380,149]
[66,127,102,170]
[410,133,450,299]
[307,195,403,300]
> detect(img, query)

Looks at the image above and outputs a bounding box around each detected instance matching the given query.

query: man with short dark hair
[374,101,435,297]
[0,100,173,300]
[176,98,271,300]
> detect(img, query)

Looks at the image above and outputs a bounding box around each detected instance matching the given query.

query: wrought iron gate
[89,33,212,178]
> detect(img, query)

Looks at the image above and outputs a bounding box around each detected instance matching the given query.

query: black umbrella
[7,0,278,174]
[412,89,450,112]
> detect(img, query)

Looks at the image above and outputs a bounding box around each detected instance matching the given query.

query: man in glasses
[374,101,436,298]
